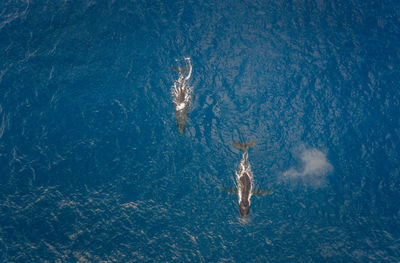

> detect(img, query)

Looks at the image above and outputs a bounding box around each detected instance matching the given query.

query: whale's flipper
[172,65,190,75]
[253,189,274,196]
[231,141,256,152]
[218,186,238,194]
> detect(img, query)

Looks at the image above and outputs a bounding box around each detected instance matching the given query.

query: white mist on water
[283,147,333,188]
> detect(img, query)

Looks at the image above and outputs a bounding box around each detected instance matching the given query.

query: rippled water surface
[1,0,400,262]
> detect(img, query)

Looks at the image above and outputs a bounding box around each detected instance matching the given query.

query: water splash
[283,147,333,188]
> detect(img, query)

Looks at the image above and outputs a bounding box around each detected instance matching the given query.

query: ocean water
[1,0,400,262]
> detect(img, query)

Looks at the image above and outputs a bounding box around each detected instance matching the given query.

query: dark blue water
[1,0,400,262]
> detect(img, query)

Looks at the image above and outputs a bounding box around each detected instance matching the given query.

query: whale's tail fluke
[172,57,192,80]
[172,65,190,75]
[231,141,256,152]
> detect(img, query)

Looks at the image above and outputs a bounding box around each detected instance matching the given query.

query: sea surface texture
[1,0,400,262]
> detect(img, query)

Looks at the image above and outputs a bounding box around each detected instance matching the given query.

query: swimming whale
[171,57,193,135]
[219,142,272,221]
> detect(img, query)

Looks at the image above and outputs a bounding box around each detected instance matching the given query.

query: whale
[219,142,272,221]
[171,57,193,135]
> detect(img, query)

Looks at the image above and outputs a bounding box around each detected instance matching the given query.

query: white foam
[171,57,193,106]
[283,148,333,188]
[176,102,186,111]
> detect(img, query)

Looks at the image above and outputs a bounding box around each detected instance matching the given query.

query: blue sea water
[1,0,400,261]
